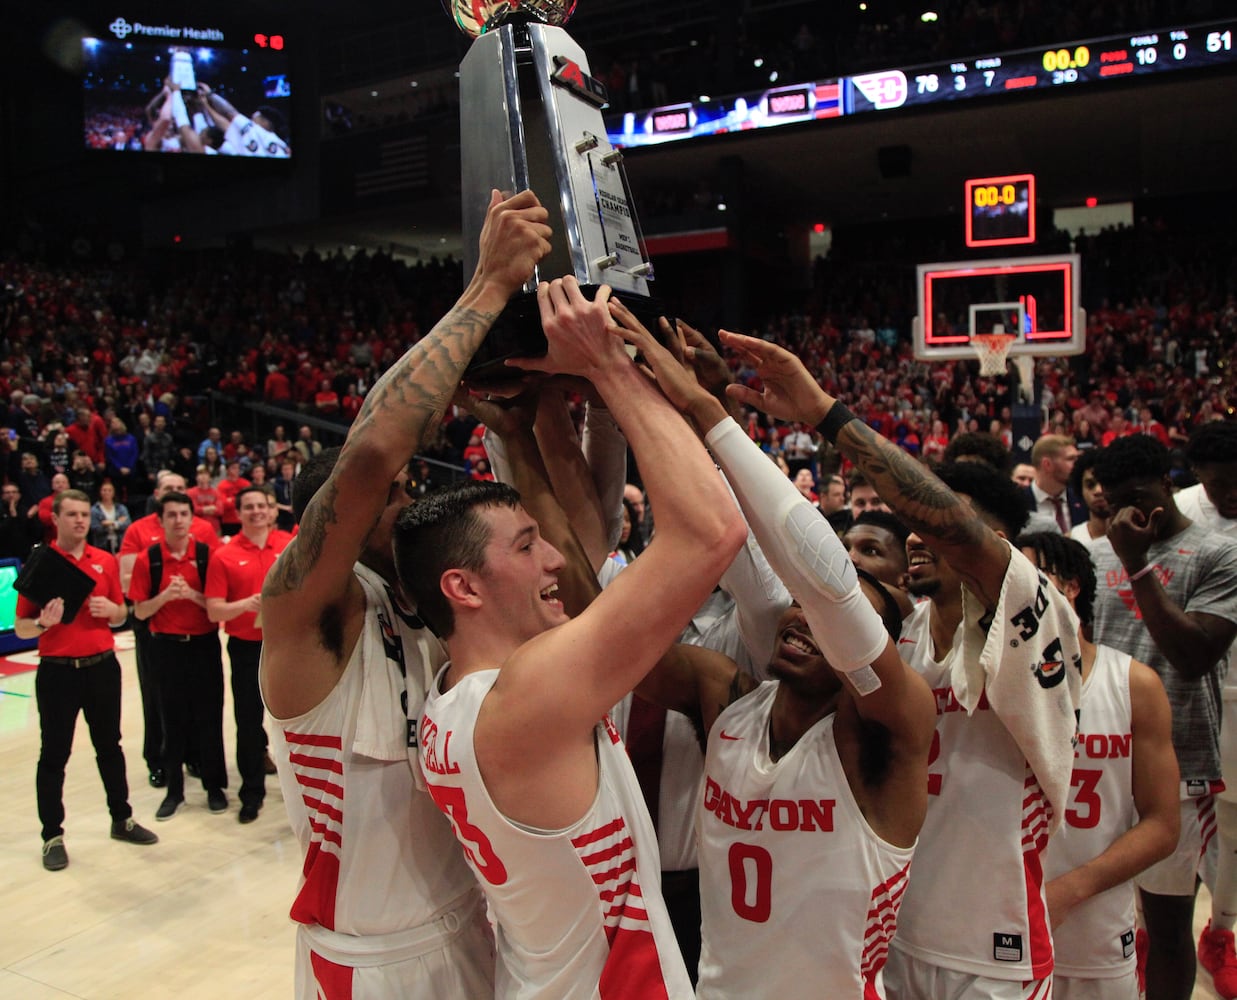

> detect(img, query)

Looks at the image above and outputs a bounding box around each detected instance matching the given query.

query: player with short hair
[1020,531,1179,1000]
[198,82,290,157]
[258,189,551,998]
[719,331,1083,1000]
[1089,434,1237,1000]
[605,312,936,998]
[401,277,748,998]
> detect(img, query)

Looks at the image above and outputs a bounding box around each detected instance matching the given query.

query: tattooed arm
[260,190,552,718]
[635,643,758,749]
[721,331,1010,610]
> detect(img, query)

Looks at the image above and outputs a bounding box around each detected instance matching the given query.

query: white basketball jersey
[696,682,914,999]
[419,667,693,1000]
[891,602,1054,980]
[267,565,473,936]
[1045,645,1138,978]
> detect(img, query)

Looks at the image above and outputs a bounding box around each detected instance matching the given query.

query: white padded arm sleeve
[705,417,888,692]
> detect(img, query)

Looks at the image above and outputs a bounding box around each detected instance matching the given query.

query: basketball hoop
[971,333,1016,376]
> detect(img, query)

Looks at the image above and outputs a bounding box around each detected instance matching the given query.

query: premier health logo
[109,17,133,39]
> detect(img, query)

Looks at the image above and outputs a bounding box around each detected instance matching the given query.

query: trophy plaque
[445,0,661,379]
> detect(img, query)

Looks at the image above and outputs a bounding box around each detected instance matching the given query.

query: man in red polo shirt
[215,460,251,538]
[129,492,227,821]
[205,486,290,823]
[119,470,218,789]
[15,489,159,871]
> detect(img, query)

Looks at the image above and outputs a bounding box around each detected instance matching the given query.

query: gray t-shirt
[1091,522,1237,781]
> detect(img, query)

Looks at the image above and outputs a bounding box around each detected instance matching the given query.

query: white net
[971,333,1016,376]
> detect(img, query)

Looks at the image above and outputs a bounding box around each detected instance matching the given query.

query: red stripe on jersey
[291,841,340,930]
[579,836,636,868]
[863,972,882,999]
[1025,974,1053,999]
[591,856,638,886]
[309,949,354,1000]
[572,817,627,848]
[1199,796,1218,859]
[302,794,344,825]
[600,880,642,904]
[861,861,911,976]
[598,927,670,1000]
[604,898,649,925]
[289,751,344,774]
[285,731,344,749]
[295,772,345,799]
[308,817,344,848]
[1021,844,1053,979]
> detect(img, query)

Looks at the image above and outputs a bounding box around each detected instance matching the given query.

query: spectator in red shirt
[129,492,227,821]
[36,472,71,542]
[1100,411,1137,447]
[16,489,158,870]
[313,378,340,418]
[205,486,291,823]
[67,407,107,469]
[187,466,222,535]
[340,383,364,423]
[215,461,251,537]
[1135,406,1171,447]
[263,365,292,403]
[119,470,220,788]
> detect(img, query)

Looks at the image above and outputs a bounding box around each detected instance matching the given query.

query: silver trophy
[446,0,659,378]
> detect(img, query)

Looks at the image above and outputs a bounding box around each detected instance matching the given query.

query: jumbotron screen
[81,13,293,158]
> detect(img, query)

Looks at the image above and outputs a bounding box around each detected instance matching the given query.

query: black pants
[36,654,131,841]
[663,867,702,985]
[151,632,227,797]
[227,637,266,810]
[131,617,164,772]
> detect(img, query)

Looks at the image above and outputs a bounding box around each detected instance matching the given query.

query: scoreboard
[608,19,1237,148]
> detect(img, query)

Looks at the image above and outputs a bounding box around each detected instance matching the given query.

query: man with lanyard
[205,486,290,823]
[129,491,228,821]
[119,469,218,789]
[16,489,159,870]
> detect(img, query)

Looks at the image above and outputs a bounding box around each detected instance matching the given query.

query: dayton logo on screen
[551,55,608,108]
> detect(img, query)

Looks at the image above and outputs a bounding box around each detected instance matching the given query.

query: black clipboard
[14,545,99,624]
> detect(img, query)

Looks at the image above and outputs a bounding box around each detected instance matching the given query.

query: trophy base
[463,286,670,383]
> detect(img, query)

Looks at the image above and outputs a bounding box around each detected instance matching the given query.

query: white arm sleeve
[716,474,793,673]
[581,403,628,551]
[705,417,888,691]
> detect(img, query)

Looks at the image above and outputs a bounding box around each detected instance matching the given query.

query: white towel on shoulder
[350,564,447,792]
[954,539,1082,834]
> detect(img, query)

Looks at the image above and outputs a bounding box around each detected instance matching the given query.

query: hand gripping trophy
[445,0,660,377]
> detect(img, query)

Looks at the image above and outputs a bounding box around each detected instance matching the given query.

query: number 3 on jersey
[1065,768,1102,829]
[428,784,510,884]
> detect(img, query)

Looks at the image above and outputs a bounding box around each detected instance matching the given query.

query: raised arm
[494,278,747,736]
[1108,507,1237,679]
[722,331,1011,610]
[534,388,611,571]
[260,190,551,717]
